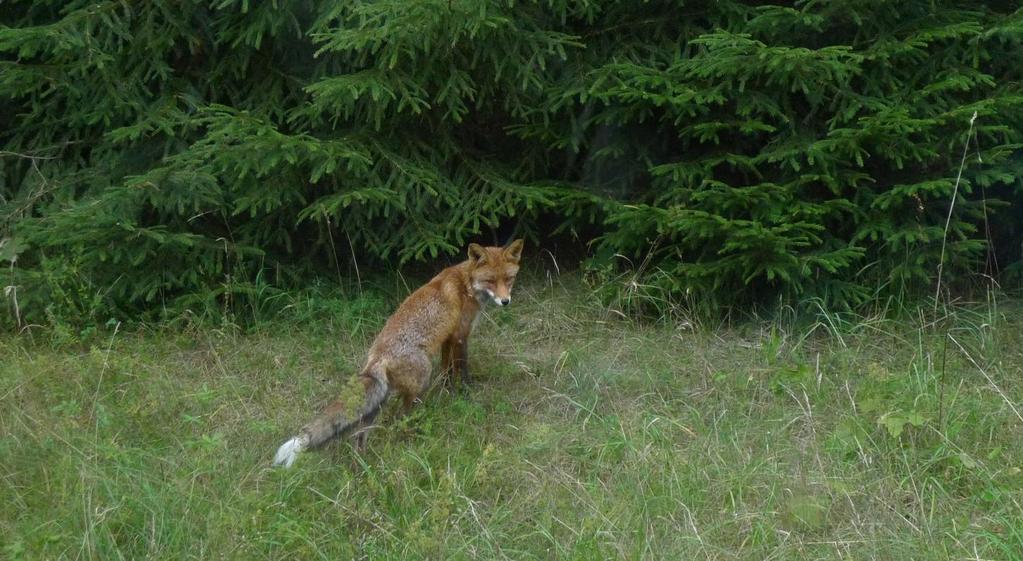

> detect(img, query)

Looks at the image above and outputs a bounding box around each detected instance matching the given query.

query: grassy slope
[2,278,1022,560]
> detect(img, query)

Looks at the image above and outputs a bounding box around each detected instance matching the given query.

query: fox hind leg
[353,406,380,452]
[384,351,431,438]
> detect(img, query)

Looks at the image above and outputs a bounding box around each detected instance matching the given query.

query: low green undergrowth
[2,278,1021,560]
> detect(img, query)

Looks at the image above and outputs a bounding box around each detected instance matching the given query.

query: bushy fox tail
[273,362,389,468]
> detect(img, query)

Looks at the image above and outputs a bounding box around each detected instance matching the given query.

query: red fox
[272,240,524,467]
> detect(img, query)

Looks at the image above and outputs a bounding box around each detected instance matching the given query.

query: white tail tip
[273,436,307,468]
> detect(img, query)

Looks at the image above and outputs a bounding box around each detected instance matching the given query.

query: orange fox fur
[273,240,523,467]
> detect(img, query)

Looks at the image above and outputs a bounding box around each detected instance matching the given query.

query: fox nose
[499,298,510,306]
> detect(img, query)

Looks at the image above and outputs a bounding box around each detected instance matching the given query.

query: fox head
[467,239,523,307]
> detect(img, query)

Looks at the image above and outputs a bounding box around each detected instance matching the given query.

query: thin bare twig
[934,111,978,317]
[0,150,59,161]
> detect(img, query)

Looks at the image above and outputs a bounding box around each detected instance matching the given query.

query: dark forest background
[3,1,1022,326]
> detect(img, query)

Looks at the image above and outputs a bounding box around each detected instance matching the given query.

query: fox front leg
[453,337,471,387]
[441,340,456,380]
[452,311,477,388]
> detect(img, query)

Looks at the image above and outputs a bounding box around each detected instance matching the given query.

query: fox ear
[504,239,524,261]
[468,243,486,264]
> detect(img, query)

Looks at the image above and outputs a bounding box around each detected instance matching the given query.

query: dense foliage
[2,1,1022,324]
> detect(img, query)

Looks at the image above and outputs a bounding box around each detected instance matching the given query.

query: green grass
[3,277,1022,560]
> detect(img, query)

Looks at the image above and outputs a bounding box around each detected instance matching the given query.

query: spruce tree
[2,1,1021,324]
